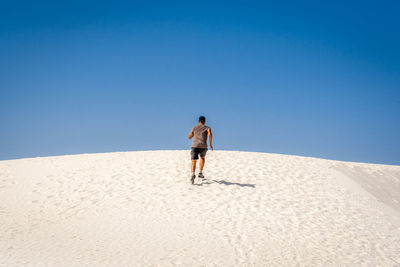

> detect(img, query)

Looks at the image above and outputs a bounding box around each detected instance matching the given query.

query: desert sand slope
[0,150,400,266]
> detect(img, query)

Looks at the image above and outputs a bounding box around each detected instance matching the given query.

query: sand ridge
[0,150,400,266]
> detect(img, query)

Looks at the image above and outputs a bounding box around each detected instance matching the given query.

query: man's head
[198,116,206,124]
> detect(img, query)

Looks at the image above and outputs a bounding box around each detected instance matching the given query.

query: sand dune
[0,150,400,266]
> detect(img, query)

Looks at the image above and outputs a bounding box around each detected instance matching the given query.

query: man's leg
[198,148,208,178]
[198,157,206,178]
[199,157,205,171]
[190,148,199,184]
[191,160,197,173]
[190,160,197,184]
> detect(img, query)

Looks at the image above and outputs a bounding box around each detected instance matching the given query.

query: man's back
[191,124,210,149]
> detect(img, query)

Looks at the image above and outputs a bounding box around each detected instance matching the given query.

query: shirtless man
[188,116,213,184]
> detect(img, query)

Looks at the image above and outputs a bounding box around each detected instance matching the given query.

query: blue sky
[1,0,399,164]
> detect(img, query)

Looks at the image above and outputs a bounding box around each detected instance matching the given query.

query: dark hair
[198,116,206,124]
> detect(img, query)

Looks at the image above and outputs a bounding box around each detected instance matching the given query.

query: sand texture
[1,150,400,266]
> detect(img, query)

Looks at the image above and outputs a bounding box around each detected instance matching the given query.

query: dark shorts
[191,147,207,160]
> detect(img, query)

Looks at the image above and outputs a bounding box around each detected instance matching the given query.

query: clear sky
[1,1,399,164]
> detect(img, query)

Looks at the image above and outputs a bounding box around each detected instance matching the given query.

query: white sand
[0,150,400,266]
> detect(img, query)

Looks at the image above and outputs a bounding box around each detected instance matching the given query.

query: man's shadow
[197,179,255,188]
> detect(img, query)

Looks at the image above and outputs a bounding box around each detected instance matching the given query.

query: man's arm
[208,128,213,151]
[188,128,194,139]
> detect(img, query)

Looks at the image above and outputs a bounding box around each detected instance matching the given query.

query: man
[188,116,213,184]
